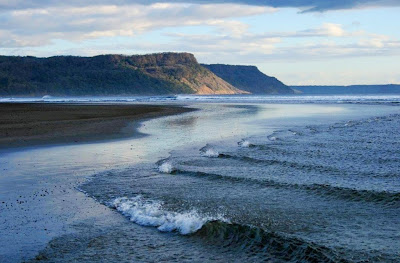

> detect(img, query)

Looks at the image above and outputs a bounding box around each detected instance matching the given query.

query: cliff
[0,53,244,96]
[202,64,294,94]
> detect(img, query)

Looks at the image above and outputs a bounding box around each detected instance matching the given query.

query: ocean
[1,95,399,262]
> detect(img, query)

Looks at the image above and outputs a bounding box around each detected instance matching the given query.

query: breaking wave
[238,139,254,148]
[112,196,214,235]
[268,135,278,141]
[157,160,176,174]
[111,195,348,261]
[200,145,220,158]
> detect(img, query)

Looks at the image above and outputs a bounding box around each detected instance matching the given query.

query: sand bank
[0,103,191,149]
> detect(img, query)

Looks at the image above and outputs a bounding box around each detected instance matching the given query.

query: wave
[199,145,220,158]
[268,135,279,141]
[303,184,400,205]
[219,153,398,179]
[193,221,347,263]
[157,159,176,174]
[173,169,400,206]
[111,195,347,262]
[238,139,254,148]
[250,114,400,146]
[112,196,215,235]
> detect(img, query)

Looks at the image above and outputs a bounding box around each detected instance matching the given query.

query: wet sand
[0,103,192,149]
[0,102,193,263]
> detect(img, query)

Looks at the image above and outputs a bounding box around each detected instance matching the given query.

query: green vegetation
[0,53,294,96]
[0,53,239,96]
[202,64,294,94]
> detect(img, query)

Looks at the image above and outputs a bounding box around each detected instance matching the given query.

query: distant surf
[2,94,400,104]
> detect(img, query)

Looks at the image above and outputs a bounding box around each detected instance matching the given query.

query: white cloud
[262,23,347,38]
[145,22,400,64]
[0,2,399,86]
[316,23,345,37]
[0,3,274,47]
[206,20,250,37]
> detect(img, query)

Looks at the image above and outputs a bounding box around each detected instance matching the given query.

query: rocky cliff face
[0,53,245,96]
[120,53,245,95]
[202,64,294,94]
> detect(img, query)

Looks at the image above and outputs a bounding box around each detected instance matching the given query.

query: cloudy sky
[1,0,399,85]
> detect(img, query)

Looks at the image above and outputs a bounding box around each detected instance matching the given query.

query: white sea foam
[112,196,209,235]
[201,148,220,158]
[269,136,277,141]
[158,161,175,174]
[238,140,251,148]
[199,145,220,158]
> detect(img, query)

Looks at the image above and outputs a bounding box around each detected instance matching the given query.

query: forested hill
[202,64,294,94]
[0,53,244,96]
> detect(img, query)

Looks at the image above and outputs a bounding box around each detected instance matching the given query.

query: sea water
[1,98,399,262]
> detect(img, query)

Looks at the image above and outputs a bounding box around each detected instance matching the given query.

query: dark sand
[0,103,191,149]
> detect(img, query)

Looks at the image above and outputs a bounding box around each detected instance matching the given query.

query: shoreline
[0,102,194,262]
[2,103,400,262]
[0,103,193,150]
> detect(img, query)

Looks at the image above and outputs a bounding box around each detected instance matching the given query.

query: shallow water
[1,102,400,262]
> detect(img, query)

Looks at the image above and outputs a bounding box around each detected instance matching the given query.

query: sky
[0,0,399,85]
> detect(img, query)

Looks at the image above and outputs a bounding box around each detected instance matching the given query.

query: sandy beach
[0,103,191,149]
